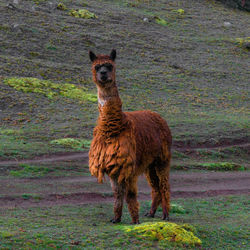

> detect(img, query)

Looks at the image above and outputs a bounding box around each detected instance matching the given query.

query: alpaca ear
[89,50,97,62]
[110,49,116,61]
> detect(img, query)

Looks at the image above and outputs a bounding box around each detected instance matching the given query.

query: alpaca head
[89,49,116,88]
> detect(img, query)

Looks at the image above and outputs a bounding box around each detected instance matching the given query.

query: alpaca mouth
[99,78,112,85]
[101,76,108,82]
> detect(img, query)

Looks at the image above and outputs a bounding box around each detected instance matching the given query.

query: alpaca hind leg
[145,167,161,218]
[156,162,170,220]
[110,179,125,223]
[125,177,140,224]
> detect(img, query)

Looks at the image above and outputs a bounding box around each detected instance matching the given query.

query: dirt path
[0,142,249,208]
[0,140,249,167]
[0,171,249,208]
[0,151,89,166]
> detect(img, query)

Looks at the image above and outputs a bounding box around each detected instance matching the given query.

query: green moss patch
[69,9,97,19]
[154,16,168,26]
[174,8,185,14]
[3,77,97,103]
[125,222,201,247]
[199,162,245,171]
[235,37,250,48]
[50,138,91,150]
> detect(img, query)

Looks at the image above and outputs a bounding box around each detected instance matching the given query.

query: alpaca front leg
[126,179,140,224]
[110,179,125,223]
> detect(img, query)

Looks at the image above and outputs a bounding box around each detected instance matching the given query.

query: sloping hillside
[0,0,249,164]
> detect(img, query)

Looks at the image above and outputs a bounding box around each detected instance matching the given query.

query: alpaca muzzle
[101,75,108,82]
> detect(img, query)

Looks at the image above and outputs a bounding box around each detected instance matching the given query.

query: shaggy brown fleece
[88,50,172,224]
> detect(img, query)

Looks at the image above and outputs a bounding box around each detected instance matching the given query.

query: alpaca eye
[95,65,101,71]
[106,64,113,71]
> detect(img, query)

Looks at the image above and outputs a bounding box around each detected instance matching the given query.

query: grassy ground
[0,0,249,166]
[0,195,248,249]
[0,1,249,248]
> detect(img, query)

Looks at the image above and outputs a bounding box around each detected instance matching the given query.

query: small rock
[223,22,232,28]
[7,3,16,9]
[12,23,23,33]
[13,0,19,4]
[143,17,149,22]
[13,23,20,29]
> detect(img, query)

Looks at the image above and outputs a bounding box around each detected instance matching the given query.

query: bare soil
[0,141,249,208]
[0,0,249,216]
[1,171,249,208]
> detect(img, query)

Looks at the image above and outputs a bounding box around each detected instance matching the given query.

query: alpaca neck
[97,84,120,107]
[97,84,125,137]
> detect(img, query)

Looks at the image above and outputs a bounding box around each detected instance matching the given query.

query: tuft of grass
[0,231,15,239]
[0,128,22,136]
[21,194,42,200]
[10,164,52,178]
[124,222,201,247]
[50,138,91,150]
[235,37,250,48]
[145,201,187,214]
[171,203,187,214]
[3,77,97,103]
[57,3,67,11]
[22,194,33,200]
[69,9,97,19]
[199,162,245,171]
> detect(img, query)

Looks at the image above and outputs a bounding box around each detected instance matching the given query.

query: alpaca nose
[100,72,108,81]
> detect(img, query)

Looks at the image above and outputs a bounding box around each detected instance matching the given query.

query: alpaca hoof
[162,215,170,221]
[131,221,140,224]
[144,212,154,218]
[110,218,121,223]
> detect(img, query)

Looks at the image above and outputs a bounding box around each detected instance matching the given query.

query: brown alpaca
[88,49,172,224]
